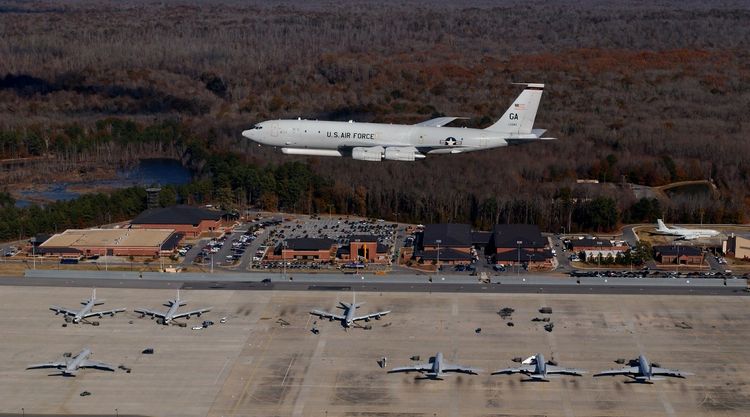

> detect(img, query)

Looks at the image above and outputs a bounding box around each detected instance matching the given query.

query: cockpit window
[252,125,263,130]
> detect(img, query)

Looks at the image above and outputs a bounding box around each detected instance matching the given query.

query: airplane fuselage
[73,302,94,323]
[344,305,356,327]
[637,354,651,380]
[64,349,91,375]
[243,120,510,158]
[432,352,444,376]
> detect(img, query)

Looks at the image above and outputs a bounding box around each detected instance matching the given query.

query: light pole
[596,240,603,270]
[282,241,288,280]
[30,237,36,270]
[210,252,214,274]
[435,239,441,273]
[516,240,523,276]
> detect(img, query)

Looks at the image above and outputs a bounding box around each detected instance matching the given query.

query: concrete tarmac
[0,286,749,417]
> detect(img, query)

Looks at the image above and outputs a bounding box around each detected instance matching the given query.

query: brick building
[39,228,181,258]
[130,205,226,238]
[654,245,704,265]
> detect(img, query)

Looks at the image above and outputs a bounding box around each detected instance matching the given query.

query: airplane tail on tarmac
[485,83,546,137]
[656,219,670,232]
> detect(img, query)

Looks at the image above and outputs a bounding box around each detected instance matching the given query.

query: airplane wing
[134,308,167,319]
[171,307,212,320]
[651,367,693,378]
[491,365,535,375]
[26,361,65,370]
[82,308,126,318]
[387,363,432,373]
[443,363,481,375]
[310,309,345,321]
[80,360,116,372]
[49,306,77,316]
[353,310,391,322]
[414,117,467,127]
[593,366,639,377]
[546,365,586,376]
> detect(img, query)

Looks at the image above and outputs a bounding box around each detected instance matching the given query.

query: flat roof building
[490,224,552,267]
[270,238,337,262]
[654,245,704,265]
[39,228,180,257]
[339,235,390,263]
[724,234,750,260]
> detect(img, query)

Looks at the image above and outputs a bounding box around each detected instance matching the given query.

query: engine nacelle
[383,147,423,161]
[351,146,384,161]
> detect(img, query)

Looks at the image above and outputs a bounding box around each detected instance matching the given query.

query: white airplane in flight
[49,289,126,324]
[242,83,554,161]
[652,219,719,240]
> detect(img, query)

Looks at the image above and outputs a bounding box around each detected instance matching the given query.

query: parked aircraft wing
[80,360,116,372]
[83,308,126,318]
[443,364,481,375]
[171,307,212,320]
[353,310,391,322]
[27,361,65,370]
[492,365,535,375]
[310,309,345,321]
[49,306,77,316]
[134,308,166,319]
[414,117,468,127]
[387,363,432,373]
[651,367,692,378]
[593,367,639,377]
[546,365,586,376]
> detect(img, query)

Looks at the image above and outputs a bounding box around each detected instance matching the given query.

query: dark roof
[131,205,223,226]
[349,234,378,243]
[494,249,554,262]
[160,232,184,251]
[570,238,614,249]
[654,245,703,257]
[284,238,336,251]
[423,224,472,247]
[417,248,473,261]
[471,231,492,246]
[492,224,546,249]
[376,243,389,253]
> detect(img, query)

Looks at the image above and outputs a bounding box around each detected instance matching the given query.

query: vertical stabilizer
[485,83,544,134]
[657,219,669,231]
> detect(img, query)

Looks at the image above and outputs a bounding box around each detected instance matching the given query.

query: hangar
[38,228,181,258]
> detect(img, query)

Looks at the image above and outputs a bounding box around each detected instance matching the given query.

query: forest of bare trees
[0,0,749,233]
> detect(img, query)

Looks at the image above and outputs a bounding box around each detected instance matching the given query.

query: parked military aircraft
[134,289,212,325]
[594,354,692,382]
[388,352,480,379]
[26,348,116,376]
[652,219,719,240]
[492,353,585,381]
[49,289,126,323]
[242,83,554,161]
[309,293,390,329]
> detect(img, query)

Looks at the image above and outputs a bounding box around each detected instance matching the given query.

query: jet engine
[383,147,424,161]
[351,146,384,161]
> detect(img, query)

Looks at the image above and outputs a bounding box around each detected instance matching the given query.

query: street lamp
[282,240,288,280]
[30,237,36,270]
[435,239,442,273]
[516,240,523,276]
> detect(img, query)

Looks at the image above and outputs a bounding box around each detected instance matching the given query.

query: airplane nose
[242,129,253,139]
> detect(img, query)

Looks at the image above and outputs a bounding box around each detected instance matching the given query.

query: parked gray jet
[26,348,116,376]
[492,353,585,381]
[388,352,480,379]
[310,294,390,329]
[134,289,212,325]
[49,288,126,323]
[594,354,692,383]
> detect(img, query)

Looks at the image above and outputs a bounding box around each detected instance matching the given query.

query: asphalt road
[1,275,746,296]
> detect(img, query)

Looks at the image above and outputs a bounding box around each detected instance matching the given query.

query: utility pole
[435,239,442,274]
[516,241,523,276]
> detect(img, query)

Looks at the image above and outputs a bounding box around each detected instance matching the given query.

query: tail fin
[657,219,669,231]
[485,83,544,134]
